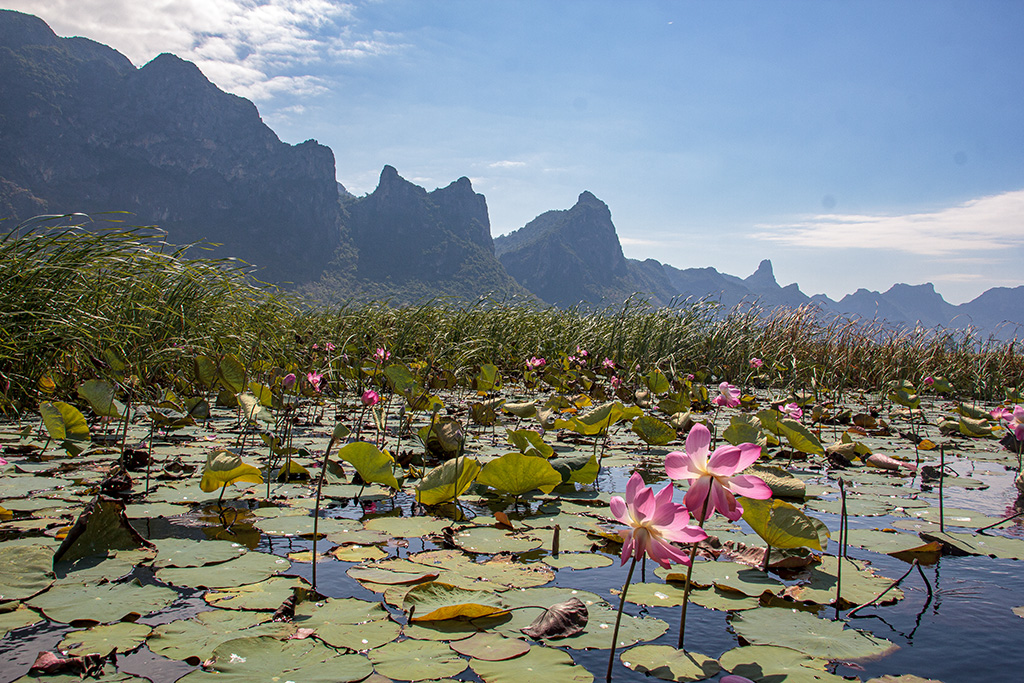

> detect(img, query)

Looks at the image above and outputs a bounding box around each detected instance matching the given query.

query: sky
[5,0,1024,304]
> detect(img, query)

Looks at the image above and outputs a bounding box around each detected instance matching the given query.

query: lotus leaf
[477,452,562,496]
[549,452,600,485]
[368,638,469,680]
[777,418,824,456]
[199,450,263,492]
[619,645,720,682]
[730,607,897,659]
[544,553,613,570]
[217,354,247,394]
[335,441,400,489]
[506,428,554,458]
[451,632,530,660]
[77,379,126,419]
[39,401,90,451]
[157,550,289,588]
[746,464,806,498]
[0,543,54,601]
[204,576,306,610]
[365,515,451,538]
[148,610,294,663]
[718,644,847,682]
[404,581,508,621]
[784,555,904,607]
[632,415,677,446]
[178,635,372,683]
[503,401,539,419]
[742,498,825,551]
[53,497,154,564]
[59,621,151,656]
[0,604,43,637]
[416,457,481,506]
[28,578,177,624]
[470,645,593,683]
[455,526,543,554]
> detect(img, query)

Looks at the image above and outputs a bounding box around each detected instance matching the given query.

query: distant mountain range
[1,10,1021,339]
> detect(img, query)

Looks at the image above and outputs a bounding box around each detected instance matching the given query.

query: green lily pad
[784,556,904,607]
[153,538,248,568]
[199,450,263,492]
[450,632,530,661]
[477,452,563,496]
[0,604,43,637]
[404,581,507,621]
[157,551,289,588]
[336,441,400,490]
[470,645,593,683]
[544,553,613,570]
[0,543,54,601]
[718,644,848,682]
[365,515,451,538]
[254,514,358,537]
[58,621,152,655]
[367,638,468,681]
[148,610,294,663]
[454,526,543,554]
[620,645,720,681]
[204,576,305,611]
[28,578,177,624]
[308,617,402,650]
[730,607,897,660]
[178,635,372,683]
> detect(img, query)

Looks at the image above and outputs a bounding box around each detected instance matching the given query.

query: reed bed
[1,218,1021,409]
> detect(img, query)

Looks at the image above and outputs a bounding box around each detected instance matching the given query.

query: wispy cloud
[488,160,527,169]
[753,189,1024,256]
[4,0,404,100]
[620,236,665,247]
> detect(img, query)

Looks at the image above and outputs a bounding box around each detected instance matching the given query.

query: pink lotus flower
[602,358,615,370]
[992,406,1012,421]
[361,390,380,407]
[282,373,297,390]
[1009,406,1024,441]
[610,376,623,390]
[312,343,319,350]
[575,346,589,357]
[686,373,695,381]
[923,376,935,386]
[373,348,390,362]
[610,472,707,568]
[780,402,803,420]
[325,342,336,351]
[306,372,323,392]
[712,381,741,408]
[749,357,764,369]
[527,356,546,369]
[665,423,772,521]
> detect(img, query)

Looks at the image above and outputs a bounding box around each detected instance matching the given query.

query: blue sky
[7,0,1024,303]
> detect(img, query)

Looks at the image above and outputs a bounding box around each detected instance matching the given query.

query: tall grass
[1,217,1021,410]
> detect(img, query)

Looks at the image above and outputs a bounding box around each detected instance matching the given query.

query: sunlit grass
[1,217,1021,410]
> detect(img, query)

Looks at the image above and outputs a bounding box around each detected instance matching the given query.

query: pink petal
[632,485,656,522]
[684,476,713,520]
[708,443,762,476]
[620,532,636,565]
[625,471,645,504]
[661,522,708,545]
[610,495,628,523]
[648,483,678,527]
[645,536,692,568]
[686,423,711,458]
[665,452,702,481]
[726,474,773,500]
[710,480,741,521]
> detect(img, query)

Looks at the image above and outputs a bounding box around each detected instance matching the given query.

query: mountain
[0,9,345,284]
[493,191,677,307]
[314,166,527,302]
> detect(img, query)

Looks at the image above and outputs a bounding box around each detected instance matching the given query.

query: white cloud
[4,0,403,100]
[488,160,527,169]
[753,189,1024,256]
[620,236,665,247]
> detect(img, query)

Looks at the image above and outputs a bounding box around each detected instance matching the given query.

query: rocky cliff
[0,9,345,284]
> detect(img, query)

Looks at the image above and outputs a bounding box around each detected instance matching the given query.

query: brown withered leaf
[520,597,588,640]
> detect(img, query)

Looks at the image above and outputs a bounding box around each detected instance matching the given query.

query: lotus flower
[307,372,323,392]
[325,342,336,351]
[610,376,623,390]
[361,390,380,407]
[749,357,764,369]
[610,472,707,568]
[282,373,297,390]
[602,358,615,370]
[665,423,772,521]
[373,348,390,362]
[527,356,546,369]
[780,402,803,420]
[1009,406,1024,441]
[712,381,741,408]
[924,376,935,386]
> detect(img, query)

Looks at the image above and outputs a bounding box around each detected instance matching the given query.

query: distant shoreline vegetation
[1,217,1021,412]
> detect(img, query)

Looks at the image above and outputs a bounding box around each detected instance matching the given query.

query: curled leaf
[520,597,589,640]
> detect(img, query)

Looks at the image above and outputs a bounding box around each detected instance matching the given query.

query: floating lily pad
[364,515,451,538]
[254,513,356,537]
[308,617,402,650]
[730,607,897,660]
[544,553,613,570]
[157,551,289,588]
[454,526,543,554]
[178,635,372,683]
[152,538,247,568]
[718,644,848,682]
[367,638,468,681]
[29,578,177,624]
[330,545,388,562]
[148,610,295,663]
[0,543,54,601]
[58,622,152,656]
[619,645,720,681]
[450,632,530,661]
[470,645,593,683]
[204,576,305,611]
[404,581,507,622]
[784,555,903,607]
[0,604,43,637]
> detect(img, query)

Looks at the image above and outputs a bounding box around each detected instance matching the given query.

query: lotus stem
[606,554,638,683]
[677,492,711,650]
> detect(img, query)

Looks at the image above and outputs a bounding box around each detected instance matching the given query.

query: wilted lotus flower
[361,389,380,407]
[712,381,741,408]
[282,373,297,390]
[749,357,764,369]
[780,402,803,420]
